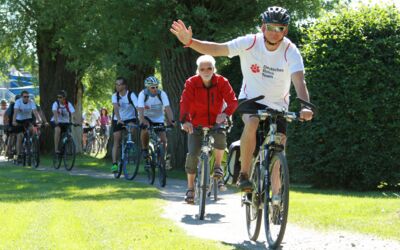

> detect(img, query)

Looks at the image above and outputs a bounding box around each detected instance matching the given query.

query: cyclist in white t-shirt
[111,76,138,173]
[137,76,175,158]
[51,90,76,153]
[170,6,313,193]
[12,90,42,159]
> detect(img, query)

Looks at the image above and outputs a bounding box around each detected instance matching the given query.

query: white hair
[196,55,217,74]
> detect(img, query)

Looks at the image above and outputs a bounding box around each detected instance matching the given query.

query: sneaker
[218,180,227,192]
[213,166,224,179]
[111,163,118,173]
[271,194,281,206]
[237,172,253,192]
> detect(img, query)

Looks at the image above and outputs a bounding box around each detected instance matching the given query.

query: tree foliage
[287,5,400,190]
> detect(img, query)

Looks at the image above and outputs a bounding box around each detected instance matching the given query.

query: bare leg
[112,131,121,163]
[240,115,259,175]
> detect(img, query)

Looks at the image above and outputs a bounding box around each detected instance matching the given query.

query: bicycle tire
[264,152,289,249]
[23,136,32,166]
[245,161,262,241]
[63,136,76,171]
[122,142,141,180]
[157,146,167,187]
[146,147,155,185]
[31,136,40,168]
[198,154,208,220]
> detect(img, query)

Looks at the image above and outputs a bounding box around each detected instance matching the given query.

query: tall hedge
[287,5,400,190]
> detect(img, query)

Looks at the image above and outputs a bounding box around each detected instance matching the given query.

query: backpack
[143,89,163,104]
[4,103,15,126]
[56,100,72,122]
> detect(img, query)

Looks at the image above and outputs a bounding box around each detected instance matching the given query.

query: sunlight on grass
[0,167,232,249]
[289,187,400,240]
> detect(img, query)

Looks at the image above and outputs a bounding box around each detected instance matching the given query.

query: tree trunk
[127,64,154,94]
[160,45,198,170]
[37,30,82,153]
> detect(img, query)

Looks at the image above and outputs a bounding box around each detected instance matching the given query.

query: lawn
[39,153,188,180]
[290,185,400,240]
[0,166,232,250]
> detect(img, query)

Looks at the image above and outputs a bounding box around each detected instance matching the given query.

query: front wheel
[63,136,76,171]
[145,148,155,185]
[156,146,167,187]
[264,152,289,249]
[31,136,40,168]
[245,162,262,241]
[122,142,141,180]
[197,154,209,220]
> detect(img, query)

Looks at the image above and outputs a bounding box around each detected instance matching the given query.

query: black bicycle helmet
[261,6,290,25]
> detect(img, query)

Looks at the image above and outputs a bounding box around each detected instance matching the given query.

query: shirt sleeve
[286,45,305,74]
[31,101,37,110]
[111,93,117,104]
[137,91,145,108]
[225,34,257,58]
[161,91,170,107]
[130,92,138,107]
[14,100,21,110]
[220,78,238,116]
[179,79,195,122]
[51,102,58,111]
[69,102,76,113]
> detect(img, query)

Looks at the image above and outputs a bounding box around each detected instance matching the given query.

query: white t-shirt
[51,101,75,123]
[226,34,304,110]
[111,91,138,121]
[14,99,37,120]
[137,90,170,123]
[82,110,99,127]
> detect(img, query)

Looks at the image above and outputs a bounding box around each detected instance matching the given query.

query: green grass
[290,185,400,240]
[0,167,233,249]
[40,153,188,180]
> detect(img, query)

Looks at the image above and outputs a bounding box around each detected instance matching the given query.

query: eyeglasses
[23,96,30,98]
[150,86,158,89]
[266,24,286,32]
[199,67,213,72]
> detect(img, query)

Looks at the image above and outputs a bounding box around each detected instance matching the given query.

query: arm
[291,71,313,121]
[216,79,238,123]
[113,103,122,123]
[12,109,19,126]
[170,20,229,56]
[33,110,42,123]
[164,106,174,125]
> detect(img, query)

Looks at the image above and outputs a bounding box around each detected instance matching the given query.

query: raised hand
[170,19,192,45]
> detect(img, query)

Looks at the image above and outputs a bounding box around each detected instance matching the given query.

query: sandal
[213,166,224,179]
[184,189,195,204]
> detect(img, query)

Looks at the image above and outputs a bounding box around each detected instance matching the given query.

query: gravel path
[3,161,399,250]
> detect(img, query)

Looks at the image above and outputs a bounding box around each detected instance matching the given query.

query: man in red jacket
[180,55,238,204]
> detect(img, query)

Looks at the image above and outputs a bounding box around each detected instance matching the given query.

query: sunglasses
[57,96,63,99]
[199,67,213,72]
[23,96,30,98]
[149,86,158,89]
[266,24,286,32]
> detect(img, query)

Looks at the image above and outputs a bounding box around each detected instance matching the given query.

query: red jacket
[180,74,238,127]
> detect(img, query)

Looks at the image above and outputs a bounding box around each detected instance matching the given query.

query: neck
[264,36,283,51]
